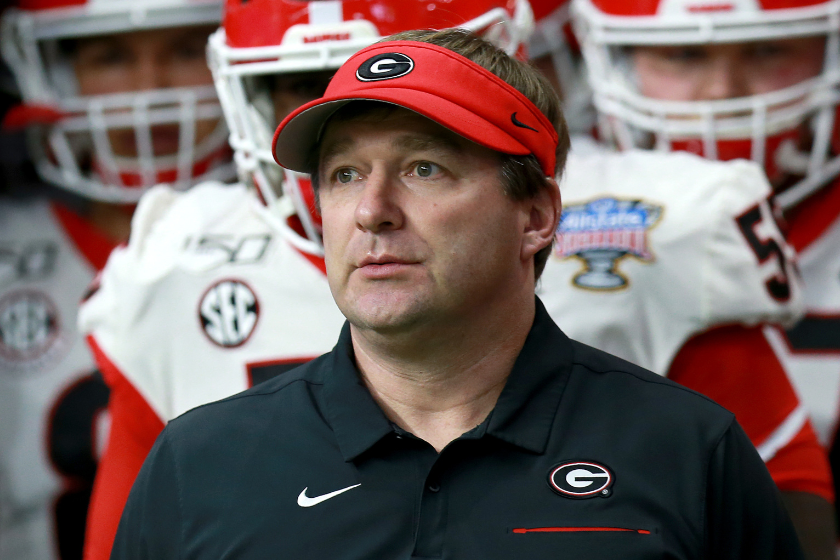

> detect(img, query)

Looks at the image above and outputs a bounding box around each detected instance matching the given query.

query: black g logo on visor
[549,461,614,499]
[356,53,414,82]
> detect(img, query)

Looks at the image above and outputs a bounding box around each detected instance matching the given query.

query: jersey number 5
[736,201,793,303]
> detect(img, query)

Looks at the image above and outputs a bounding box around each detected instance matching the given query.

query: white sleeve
[539,151,804,375]
[78,181,345,422]
[703,161,802,326]
[77,182,239,421]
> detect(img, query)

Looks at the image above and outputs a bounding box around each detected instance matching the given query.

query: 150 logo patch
[185,234,272,270]
[0,241,58,283]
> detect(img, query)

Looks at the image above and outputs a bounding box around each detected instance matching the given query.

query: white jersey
[78,181,345,423]
[0,198,109,560]
[763,182,840,447]
[539,150,804,375]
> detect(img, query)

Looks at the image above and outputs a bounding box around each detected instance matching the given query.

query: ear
[520,177,562,262]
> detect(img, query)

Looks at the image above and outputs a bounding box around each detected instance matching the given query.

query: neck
[351,292,535,452]
[87,201,134,243]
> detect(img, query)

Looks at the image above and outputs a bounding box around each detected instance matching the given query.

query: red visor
[271,41,559,176]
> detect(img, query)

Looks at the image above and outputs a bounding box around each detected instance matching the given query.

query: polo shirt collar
[483,297,574,454]
[322,323,395,462]
[322,297,574,461]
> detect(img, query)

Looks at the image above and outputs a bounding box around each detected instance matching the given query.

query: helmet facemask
[1,0,234,203]
[573,0,840,209]
[530,0,595,133]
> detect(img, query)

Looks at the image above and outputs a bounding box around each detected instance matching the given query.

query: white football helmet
[572,0,840,209]
[208,0,535,255]
[1,0,235,203]
[529,0,594,133]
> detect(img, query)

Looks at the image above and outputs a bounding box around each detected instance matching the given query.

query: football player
[560,0,840,555]
[77,1,535,559]
[0,0,227,558]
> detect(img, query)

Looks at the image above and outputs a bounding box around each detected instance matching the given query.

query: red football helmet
[1,0,235,203]
[208,0,535,255]
[572,0,840,208]
[529,0,594,133]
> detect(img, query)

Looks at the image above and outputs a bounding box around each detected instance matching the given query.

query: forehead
[318,105,482,163]
[73,25,214,50]
[632,35,825,53]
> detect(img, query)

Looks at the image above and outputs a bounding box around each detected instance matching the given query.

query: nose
[697,55,749,100]
[354,167,404,233]
[133,56,170,91]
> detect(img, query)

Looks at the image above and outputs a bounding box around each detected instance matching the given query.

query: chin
[339,291,430,333]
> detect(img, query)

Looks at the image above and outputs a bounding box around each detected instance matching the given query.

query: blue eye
[415,162,439,177]
[667,47,706,63]
[336,169,356,183]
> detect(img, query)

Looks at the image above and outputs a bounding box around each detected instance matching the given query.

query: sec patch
[198,279,259,348]
[0,289,64,373]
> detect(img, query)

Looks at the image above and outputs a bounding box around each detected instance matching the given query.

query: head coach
[109,29,805,559]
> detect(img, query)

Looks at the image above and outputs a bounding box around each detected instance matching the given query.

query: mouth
[149,125,184,155]
[111,124,184,157]
[356,255,420,279]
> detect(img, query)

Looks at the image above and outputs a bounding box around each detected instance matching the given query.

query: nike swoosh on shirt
[297,484,361,507]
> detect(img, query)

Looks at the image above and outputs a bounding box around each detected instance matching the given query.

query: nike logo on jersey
[297,484,361,507]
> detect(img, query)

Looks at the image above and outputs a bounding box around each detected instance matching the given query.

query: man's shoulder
[567,339,735,428]
[164,353,331,439]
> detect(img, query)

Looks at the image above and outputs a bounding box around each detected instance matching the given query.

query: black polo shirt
[112,298,803,559]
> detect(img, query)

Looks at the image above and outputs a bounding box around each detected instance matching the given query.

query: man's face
[271,70,334,122]
[317,107,533,334]
[631,36,825,101]
[72,25,218,158]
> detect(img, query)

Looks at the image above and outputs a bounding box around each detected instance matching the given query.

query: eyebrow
[319,131,466,172]
[394,134,465,155]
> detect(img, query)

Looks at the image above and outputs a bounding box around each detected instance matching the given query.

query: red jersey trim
[83,335,166,560]
[50,203,120,271]
[295,248,327,275]
[286,214,326,275]
[756,405,808,462]
[513,527,652,535]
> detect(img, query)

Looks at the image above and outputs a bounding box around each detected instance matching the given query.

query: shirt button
[428,483,440,493]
